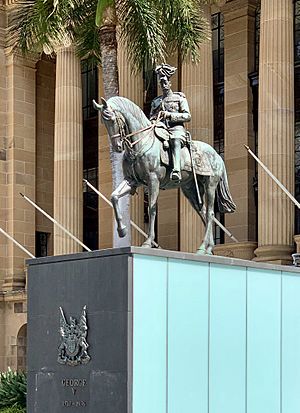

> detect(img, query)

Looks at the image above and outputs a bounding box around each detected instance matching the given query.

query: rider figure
[150,64,191,182]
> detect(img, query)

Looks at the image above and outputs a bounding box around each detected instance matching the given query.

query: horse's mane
[108,96,151,129]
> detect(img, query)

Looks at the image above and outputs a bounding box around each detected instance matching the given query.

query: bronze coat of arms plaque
[58,306,91,366]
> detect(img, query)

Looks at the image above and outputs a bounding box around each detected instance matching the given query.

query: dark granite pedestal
[27,249,133,413]
[27,247,300,413]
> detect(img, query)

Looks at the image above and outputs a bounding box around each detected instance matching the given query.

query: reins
[111,111,163,151]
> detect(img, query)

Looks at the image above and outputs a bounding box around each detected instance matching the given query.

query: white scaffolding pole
[212,215,238,243]
[83,179,160,248]
[244,145,300,210]
[20,193,91,252]
[0,226,35,258]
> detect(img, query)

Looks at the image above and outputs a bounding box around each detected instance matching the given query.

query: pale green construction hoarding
[132,250,300,413]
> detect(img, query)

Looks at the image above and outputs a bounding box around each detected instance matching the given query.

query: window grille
[81,61,98,120]
[36,232,49,257]
[212,12,225,245]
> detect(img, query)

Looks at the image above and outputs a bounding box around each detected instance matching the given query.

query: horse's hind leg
[198,178,218,255]
[111,179,134,238]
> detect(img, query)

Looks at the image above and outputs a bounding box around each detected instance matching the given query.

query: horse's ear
[101,97,108,108]
[93,99,103,112]
[101,97,114,114]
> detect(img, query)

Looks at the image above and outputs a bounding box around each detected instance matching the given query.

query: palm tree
[9,0,211,247]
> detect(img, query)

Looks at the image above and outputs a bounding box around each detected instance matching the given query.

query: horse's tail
[216,164,236,213]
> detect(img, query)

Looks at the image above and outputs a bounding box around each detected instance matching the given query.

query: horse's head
[93,98,125,153]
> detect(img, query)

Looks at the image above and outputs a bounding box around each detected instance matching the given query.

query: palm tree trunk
[100,12,131,247]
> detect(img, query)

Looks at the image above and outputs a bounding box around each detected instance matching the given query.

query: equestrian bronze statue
[93,64,236,255]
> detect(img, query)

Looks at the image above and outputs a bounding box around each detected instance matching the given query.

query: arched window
[17,324,27,372]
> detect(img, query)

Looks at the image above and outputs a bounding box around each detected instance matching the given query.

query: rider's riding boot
[163,140,169,149]
[171,139,182,181]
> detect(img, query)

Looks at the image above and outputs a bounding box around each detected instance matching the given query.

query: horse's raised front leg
[111,180,134,238]
[143,173,159,248]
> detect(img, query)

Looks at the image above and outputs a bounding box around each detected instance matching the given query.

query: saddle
[160,141,213,176]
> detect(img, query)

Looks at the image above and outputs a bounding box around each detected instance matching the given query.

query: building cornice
[4,48,40,67]
[0,289,27,302]
[221,0,258,19]
[0,4,6,47]
[221,0,258,12]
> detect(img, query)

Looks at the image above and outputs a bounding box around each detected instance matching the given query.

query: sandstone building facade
[0,0,298,370]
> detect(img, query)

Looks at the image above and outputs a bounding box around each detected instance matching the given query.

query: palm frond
[8,0,85,55]
[117,0,166,73]
[194,0,220,4]
[9,0,63,54]
[160,0,209,62]
[75,0,101,65]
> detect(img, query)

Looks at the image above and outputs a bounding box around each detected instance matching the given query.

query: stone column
[2,53,37,291]
[0,18,7,289]
[180,5,214,253]
[54,46,83,255]
[254,0,294,264]
[216,0,258,260]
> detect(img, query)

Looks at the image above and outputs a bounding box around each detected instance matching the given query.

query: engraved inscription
[62,379,87,387]
[62,401,87,408]
[61,378,88,408]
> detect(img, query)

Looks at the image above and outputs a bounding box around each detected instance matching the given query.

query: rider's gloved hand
[161,111,171,120]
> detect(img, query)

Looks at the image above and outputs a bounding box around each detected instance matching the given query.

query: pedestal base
[27,247,300,413]
[214,242,257,261]
[294,234,300,253]
[253,244,294,265]
[2,273,26,291]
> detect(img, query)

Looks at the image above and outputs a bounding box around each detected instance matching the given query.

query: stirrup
[171,170,181,182]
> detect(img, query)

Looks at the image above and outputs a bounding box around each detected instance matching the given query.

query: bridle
[109,109,162,151]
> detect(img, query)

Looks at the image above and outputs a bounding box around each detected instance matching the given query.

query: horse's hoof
[142,241,152,248]
[118,225,127,238]
[196,247,206,255]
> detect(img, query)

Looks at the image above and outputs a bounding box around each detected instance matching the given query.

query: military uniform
[150,91,191,178]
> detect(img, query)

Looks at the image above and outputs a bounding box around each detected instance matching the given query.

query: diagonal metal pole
[83,179,160,248]
[20,193,91,252]
[0,226,35,258]
[212,215,238,243]
[244,145,300,210]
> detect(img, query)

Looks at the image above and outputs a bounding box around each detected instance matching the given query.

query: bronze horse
[94,96,236,254]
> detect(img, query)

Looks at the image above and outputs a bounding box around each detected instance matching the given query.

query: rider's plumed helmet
[155,64,177,79]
